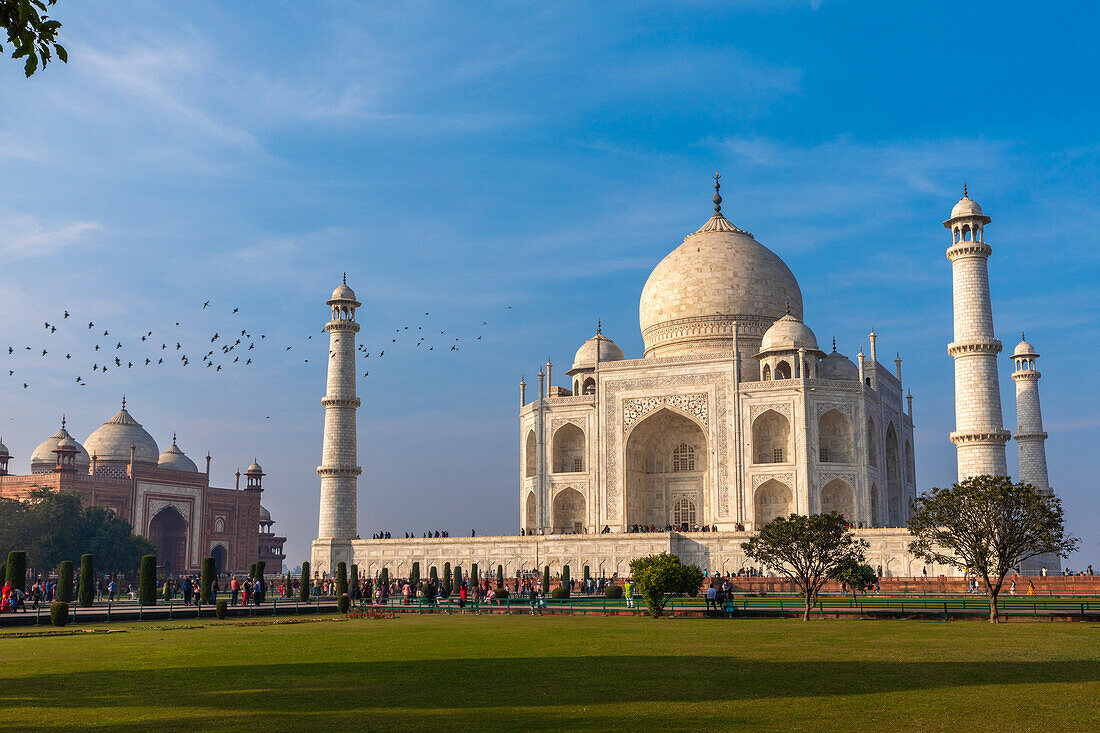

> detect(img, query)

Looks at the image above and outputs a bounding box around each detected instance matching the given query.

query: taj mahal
[310,178,1059,579]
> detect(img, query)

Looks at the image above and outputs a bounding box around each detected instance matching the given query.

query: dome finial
[1021,331,1026,342]
[342,271,346,285]
[596,319,602,335]
[832,337,836,352]
[963,182,968,198]
[172,432,177,445]
[785,297,790,316]
[121,395,126,410]
[712,171,722,213]
[61,414,66,429]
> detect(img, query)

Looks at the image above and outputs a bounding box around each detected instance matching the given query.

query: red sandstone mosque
[0,400,285,576]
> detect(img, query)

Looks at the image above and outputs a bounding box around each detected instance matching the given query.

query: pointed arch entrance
[625,408,707,530]
[149,507,188,574]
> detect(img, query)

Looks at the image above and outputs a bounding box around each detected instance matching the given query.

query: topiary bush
[5,551,26,593]
[50,601,69,627]
[215,599,228,619]
[249,562,257,579]
[443,563,452,594]
[299,561,311,601]
[201,557,216,603]
[409,562,419,587]
[605,584,623,599]
[337,561,349,597]
[57,560,74,603]
[138,554,156,606]
[429,566,438,584]
[583,565,590,582]
[471,563,478,586]
[542,566,550,595]
[380,567,389,591]
[496,564,504,588]
[351,564,359,592]
[78,555,94,606]
[551,586,569,599]
[337,594,350,613]
[562,565,571,595]
[494,588,509,599]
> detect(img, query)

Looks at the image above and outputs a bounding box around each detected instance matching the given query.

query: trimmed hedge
[50,601,69,627]
[337,594,350,613]
[351,564,359,591]
[494,588,509,599]
[551,586,569,599]
[583,565,590,582]
[249,562,257,579]
[409,562,419,587]
[496,564,504,588]
[562,565,571,597]
[542,566,550,595]
[215,600,228,620]
[201,557,216,603]
[471,563,478,586]
[78,554,94,606]
[452,566,460,590]
[605,584,623,599]
[380,567,389,588]
[138,555,156,606]
[443,563,452,594]
[299,561,311,601]
[429,566,438,584]
[5,551,26,593]
[57,560,74,603]
[337,562,349,597]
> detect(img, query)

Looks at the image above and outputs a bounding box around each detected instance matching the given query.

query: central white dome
[639,201,802,358]
[84,403,160,464]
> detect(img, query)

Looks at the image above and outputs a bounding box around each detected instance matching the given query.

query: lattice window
[673,498,697,526]
[819,447,829,463]
[573,458,583,472]
[773,447,784,463]
[672,443,695,472]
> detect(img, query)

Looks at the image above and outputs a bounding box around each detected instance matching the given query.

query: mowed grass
[2,614,1098,732]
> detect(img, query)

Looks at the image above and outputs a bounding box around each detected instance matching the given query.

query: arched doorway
[820,479,856,522]
[752,410,791,464]
[149,507,188,574]
[818,409,853,464]
[552,424,585,473]
[524,492,536,534]
[885,423,901,526]
[625,408,707,529]
[211,544,227,574]
[524,431,536,478]
[754,479,792,528]
[551,488,585,533]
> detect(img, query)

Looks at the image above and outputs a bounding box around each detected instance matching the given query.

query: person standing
[624,580,634,609]
[231,577,240,605]
[183,576,193,605]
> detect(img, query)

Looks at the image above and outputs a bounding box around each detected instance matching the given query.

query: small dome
[246,460,263,475]
[259,505,272,522]
[31,420,90,473]
[951,194,983,219]
[330,283,356,301]
[1014,334,1038,358]
[56,436,79,450]
[758,312,820,355]
[818,345,859,381]
[158,435,198,472]
[568,326,625,373]
[0,438,9,458]
[83,402,160,464]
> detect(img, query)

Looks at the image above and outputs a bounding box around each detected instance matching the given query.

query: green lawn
[3,614,1098,732]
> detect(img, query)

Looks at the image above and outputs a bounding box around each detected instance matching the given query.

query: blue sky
[1,1,1097,568]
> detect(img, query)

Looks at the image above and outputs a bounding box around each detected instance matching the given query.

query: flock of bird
[4,299,511,391]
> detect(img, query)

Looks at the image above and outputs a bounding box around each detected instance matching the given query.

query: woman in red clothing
[458,581,467,612]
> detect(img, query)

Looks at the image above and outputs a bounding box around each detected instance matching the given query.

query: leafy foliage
[408,561,418,588]
[629,553,704,618]
[561,565,570,597]
[741,513,867,621]
[201,557,216,603]
[908,475,1078,622]
[56,559,72,602]
[496,564,503,588]
[0,489,153,573]
[0,0,66,77]
[541,566,550,595]
[550,586,569,599]
[337,561,349,597]
[5,550,26,592]
[604,583,623,599]
[49,600,68,626]
[78,554,93,606]
[337,594,350,613]
[138,554,156,606]
[829,559,877,601]
[442,562,451,594]
[215,599,227,620]
[299,561,310,601]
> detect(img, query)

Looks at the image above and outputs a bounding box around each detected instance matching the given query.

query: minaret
[311,275,362,576]
[1010,335,1050,492]
[945,187,1010,479]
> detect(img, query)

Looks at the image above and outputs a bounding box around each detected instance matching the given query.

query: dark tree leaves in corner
[742,512,868,621]
[907,475,1078,623]
[1,0,66,76]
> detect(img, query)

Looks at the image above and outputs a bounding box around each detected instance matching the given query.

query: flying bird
[63,311,69,319]
[203,301,210,309]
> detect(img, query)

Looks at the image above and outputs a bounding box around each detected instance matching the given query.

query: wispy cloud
[0,212,103,261]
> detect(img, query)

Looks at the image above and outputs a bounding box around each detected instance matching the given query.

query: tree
[78,553,93,606]
[409,561,419,587]
[541,565,550,595]
[351,564,360,592]
[336,561,348,597]
[629,553,704,618]
[201,557,216,603]
[451,565,459,590]
[741,513,867,621]
[380,567,389,590]
[57,559,73,602]
[5,550,26,592]
[299,561,310,602]
[471,563,478,586]
[443,562,452,594]
[429,565,438,584]
[138,554,156,606]
[908,475,1079,623]
[560,565,570,598]
[829,559,877,602]
[1,0,66,77]
[496,564,503,589]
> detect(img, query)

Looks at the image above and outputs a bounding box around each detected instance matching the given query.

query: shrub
[429,566,438,584]
[255,560,266,578]
[299,561,311,601]
[5,551,26,593]
[496,564,503,588]
[249,562,257,579]
[605,584,623,599]
[78,554,94,606]
[452,566,460,590]
[562,565,571,593]
[337,561,349,598]
[57,560,74,603]
[380,567,389,589]
[470,563,478,586]
[494,588,509,599]
[542,566,550,595]
[338,594,350,613]
[443,563,452,594]
[583,565,590,582]
[138,555,157,606]
[201,557,216,603]
[215,600,228,620]
[50,601,69,627]
[409,562,419,587]
[351,564,359,591]
[551,586,569,599]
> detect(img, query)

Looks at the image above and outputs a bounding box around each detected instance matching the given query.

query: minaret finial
[712,171,722,213]
[596,319,602,335]
[832,337,836,352]
[121,395,126,410]
[1021,331,1026,342]
[963,182,968,198]
[61,414,66,429]
[173,432,177,445]
[785,297,790,316]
